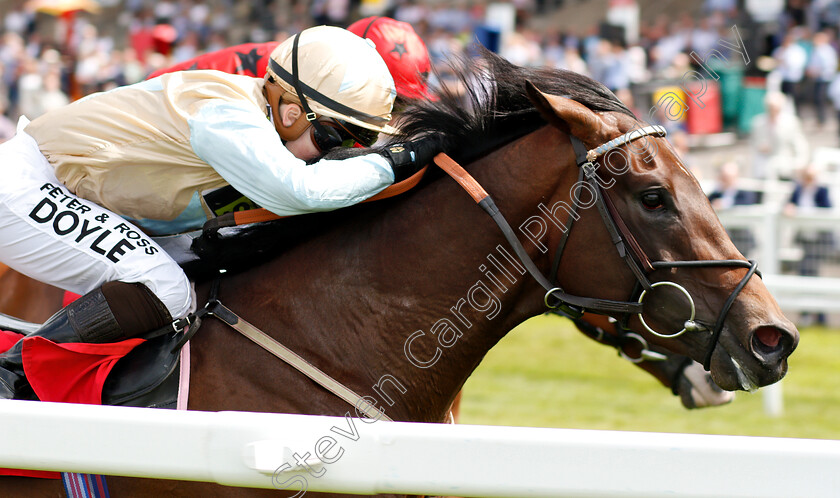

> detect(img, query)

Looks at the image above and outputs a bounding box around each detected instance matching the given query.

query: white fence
[716,207,840,313]
[0,400,839,497]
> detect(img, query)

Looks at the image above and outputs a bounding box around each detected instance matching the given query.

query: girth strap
[162,277,391,421]
[209,301,392,421]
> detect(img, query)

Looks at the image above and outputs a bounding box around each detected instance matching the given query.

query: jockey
[346,16,433,104]
[0,25,443,400]
[144,17,433,217]
[148,16,432,104]
[146,41,276,79]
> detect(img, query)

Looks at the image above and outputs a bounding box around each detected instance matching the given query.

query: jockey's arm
[189,100,396,216]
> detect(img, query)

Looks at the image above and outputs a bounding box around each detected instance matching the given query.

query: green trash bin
[714,61,744,129]
[737,77,767,135]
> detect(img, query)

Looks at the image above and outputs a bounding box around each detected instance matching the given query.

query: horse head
[526,85,798,392]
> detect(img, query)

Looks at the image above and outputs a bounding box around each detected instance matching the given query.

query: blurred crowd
[1,0,840,153]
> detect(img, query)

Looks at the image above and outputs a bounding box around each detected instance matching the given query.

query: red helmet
[347,17,431,100]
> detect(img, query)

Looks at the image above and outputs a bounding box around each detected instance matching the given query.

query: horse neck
[229,125,575,422]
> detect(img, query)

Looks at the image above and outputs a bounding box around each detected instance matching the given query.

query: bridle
[434,124,760,370]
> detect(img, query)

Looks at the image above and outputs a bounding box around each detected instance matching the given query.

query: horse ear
[525,81,601,139]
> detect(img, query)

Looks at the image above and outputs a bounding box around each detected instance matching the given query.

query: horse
[0,264,64,323]
[0,50,797,497]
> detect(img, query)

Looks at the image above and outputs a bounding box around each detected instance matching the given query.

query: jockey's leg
[0,280,173,399]
[0,120,193,399]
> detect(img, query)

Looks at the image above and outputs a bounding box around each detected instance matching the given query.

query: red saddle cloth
[0,329,144,478]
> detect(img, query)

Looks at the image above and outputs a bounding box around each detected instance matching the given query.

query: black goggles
[310,118,379,153]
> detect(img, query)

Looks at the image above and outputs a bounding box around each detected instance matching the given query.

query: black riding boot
[0,281,172,400]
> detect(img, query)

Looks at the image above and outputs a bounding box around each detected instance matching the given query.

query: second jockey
[149,16,432,107]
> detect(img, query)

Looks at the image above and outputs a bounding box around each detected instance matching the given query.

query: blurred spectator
[501,29,542,67]
[705,0,737,14]
[806,30,837,126]
[815,1,840,30]
[659,50,692,80]
[171,30,199,64]
[690,18,719,57]
[773,33,808,108]
[784,164,833,214]
[826,69,840,144]
[708,161,762,209]
[650,21,687,74]
[558,46,588,75]
[708,161,760,256]
[16,56,43,119]
[0,0,834,151]
[541,31,564,68]
[3,5,33,36]
[589,39,630,92]
[625,45,649,84]
[784,164,834,325]
[749,92,809,180]
[580,25,602,64]
[39,70,70,113]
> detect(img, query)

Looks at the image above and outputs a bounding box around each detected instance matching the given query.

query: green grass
[459,314,840,439]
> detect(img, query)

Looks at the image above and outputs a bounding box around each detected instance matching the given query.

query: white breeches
[0,125,192,318]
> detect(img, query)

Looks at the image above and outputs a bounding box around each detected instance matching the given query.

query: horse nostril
[751,326,790,359]
[756,327,781,349]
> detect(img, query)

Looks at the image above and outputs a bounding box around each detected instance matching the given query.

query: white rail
[764,274,840,312]
[715,208,840,312]
[0,400,839,497]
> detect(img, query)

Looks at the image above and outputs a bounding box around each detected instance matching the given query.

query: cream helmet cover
[265,25,398,135]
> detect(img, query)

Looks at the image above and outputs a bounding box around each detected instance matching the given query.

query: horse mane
[185,48,636,279]
[386,46,636,164]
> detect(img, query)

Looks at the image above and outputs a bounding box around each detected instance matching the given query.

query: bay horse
[1,50,796,497]
[0,264,64,323]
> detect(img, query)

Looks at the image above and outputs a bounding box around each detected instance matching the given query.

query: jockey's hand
[380,135,445,182]
[675,361,735,409]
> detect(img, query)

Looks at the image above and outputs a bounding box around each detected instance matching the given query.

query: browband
[586,125,667,162]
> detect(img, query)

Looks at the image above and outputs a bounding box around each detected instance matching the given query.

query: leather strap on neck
[433,153,643,316]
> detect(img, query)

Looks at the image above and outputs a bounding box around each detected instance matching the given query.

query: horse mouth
[731,359,759,392]
[712,324,798,391]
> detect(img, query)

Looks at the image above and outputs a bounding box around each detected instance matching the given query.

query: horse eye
[641,191,664,210]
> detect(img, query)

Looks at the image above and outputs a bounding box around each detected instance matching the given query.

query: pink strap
[176,341,190,410]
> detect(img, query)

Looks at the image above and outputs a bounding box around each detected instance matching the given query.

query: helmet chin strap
[289,32,335,145]
[263,82,311,142]
[264,31,322,143]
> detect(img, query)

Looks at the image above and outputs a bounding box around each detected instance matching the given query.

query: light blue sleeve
[188,100,395,216]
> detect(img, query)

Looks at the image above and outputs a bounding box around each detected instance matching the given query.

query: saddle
[0,311,186,409]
